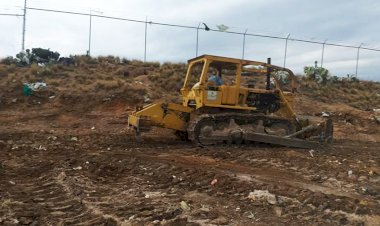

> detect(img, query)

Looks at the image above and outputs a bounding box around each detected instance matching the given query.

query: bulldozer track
[187,112,295,146]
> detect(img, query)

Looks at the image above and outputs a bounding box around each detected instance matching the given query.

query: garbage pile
[23,81,48,97]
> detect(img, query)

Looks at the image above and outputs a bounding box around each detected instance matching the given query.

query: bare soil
[0,60,379,225]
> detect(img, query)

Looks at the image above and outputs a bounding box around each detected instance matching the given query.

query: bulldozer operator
[207,69,223,86]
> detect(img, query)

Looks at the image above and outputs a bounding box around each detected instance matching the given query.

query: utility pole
[21,0,27,51]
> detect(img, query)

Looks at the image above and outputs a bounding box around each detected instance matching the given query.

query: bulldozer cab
[181,55,296,112]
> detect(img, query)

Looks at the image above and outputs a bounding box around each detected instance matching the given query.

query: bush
[1,56,17,65]
[304,62,330,85]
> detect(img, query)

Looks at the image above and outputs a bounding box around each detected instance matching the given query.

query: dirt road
[0,102,379,226]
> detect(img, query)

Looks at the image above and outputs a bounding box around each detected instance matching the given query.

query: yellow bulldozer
[128,55,333,148]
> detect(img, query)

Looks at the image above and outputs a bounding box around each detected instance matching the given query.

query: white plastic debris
[248,190,278,205]
[309,149,315,157]
[322,112,330,117]
[180,201,190,211]
[27,81,48,91]
[70,137,78,141]
[73,166,82,170]
[37,145,47,151]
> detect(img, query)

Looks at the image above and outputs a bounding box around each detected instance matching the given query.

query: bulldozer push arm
[128,102,192,134]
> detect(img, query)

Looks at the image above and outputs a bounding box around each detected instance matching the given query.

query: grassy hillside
[0,55,379,112]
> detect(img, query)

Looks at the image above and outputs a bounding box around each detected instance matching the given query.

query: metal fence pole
[242,28,248,59]
[21,0,27,51]
[87,11,92,56]
[195,23,201,57]
[283,33,290,67]
[144,16,148,62]
[321,39,327,67]
[355,43,363,77]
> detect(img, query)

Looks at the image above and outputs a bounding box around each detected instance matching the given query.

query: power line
[25,6,380,53]
[0,13,23,16]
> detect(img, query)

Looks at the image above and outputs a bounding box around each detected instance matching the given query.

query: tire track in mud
[125,149,380,220]
[0,170,116,225]
[132,152,361,199]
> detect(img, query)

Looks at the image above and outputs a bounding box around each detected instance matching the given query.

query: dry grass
[1,56,379,110]
[300,78,380,110]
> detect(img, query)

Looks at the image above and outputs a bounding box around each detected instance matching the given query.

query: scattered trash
[85,161,89,164]
[180,201,190,211]
[49,95,55,99]
[210,178,218,186]
[244,211,256,219]
[309,149,315,157]
[348,170,353,176]
[9,181,16,185]
[322,112,330,117]
[11,98,17,103]
[248,190,278,205]
[91,126,95,130]
[37,145,47,151]
[47,136,57,141]
[70,137,78,142]
[144,95,151,103]
[23,81,48,96]
[73,166,82,170]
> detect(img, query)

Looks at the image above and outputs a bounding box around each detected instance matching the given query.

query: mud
[0,99,379,226]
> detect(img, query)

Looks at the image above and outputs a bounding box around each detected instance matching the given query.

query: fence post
[355,43,363,77]
[21,0,27,51]
[321,39,327,67]
[144,16,148,62]
[242,28,248,59]
[87,11,92,56]
[283,33,290,67]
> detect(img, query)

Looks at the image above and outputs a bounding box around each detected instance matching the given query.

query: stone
[358,176,368,182]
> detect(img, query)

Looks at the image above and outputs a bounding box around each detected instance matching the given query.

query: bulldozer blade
[243,132,326,149]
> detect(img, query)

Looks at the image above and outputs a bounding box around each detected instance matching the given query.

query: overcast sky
[1,0,380,81]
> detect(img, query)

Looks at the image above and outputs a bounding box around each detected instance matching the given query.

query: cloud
[0,0,379,81]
